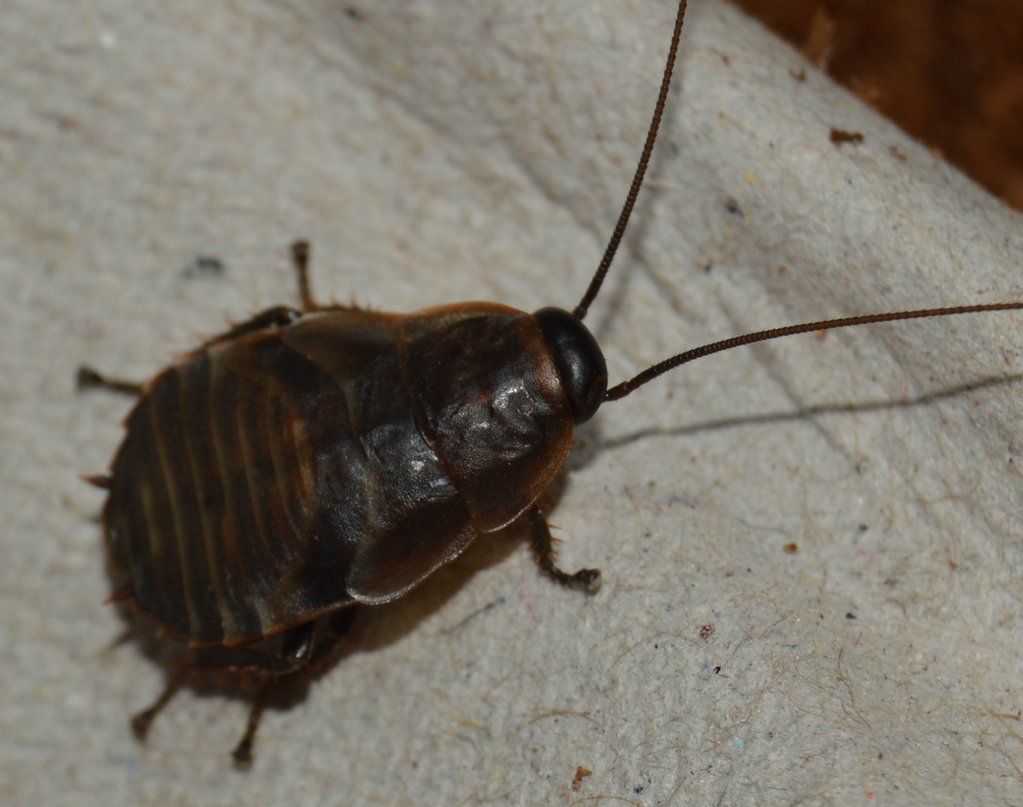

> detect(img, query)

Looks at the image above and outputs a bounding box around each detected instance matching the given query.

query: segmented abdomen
[105,331,358,645]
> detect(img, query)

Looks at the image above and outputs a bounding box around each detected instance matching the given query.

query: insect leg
[526,507,601,594]
[130,668,186,741]
[290,239,317,311]
[231,685,268,767]
[78,305,305,394]
[289,239,361,313]
[222,616,355,764]
[76,366,144,396]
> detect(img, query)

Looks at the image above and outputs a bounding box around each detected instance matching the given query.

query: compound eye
[533,307,607,424]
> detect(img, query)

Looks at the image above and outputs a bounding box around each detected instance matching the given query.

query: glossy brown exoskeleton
[104,292,603,649]
[81,0,1023,763]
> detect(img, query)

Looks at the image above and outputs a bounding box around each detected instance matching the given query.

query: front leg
[526,506,601,594]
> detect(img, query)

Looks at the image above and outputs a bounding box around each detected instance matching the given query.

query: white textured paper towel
[3,1,1022,804]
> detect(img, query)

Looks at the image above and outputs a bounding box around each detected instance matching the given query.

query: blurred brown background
[731,0,1023,209]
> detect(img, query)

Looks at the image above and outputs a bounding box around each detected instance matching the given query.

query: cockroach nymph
[80,0,1023,764]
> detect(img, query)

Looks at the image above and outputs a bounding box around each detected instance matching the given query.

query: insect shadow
[79,0,1023,766]
[588,374,1023,458]
[100,511,530,745]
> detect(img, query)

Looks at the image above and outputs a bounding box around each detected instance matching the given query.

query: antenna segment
[573,0,689,321]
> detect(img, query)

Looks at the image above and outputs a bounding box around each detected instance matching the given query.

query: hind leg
[131,669,186,741]
[130,610,356,764]
[229,610,356,766]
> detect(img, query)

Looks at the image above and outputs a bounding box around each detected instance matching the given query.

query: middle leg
[526,506,601,594]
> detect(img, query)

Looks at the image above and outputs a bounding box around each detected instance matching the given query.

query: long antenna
[605,302,1023,401]
[573,0,689,321]
[572,3,1021,403]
